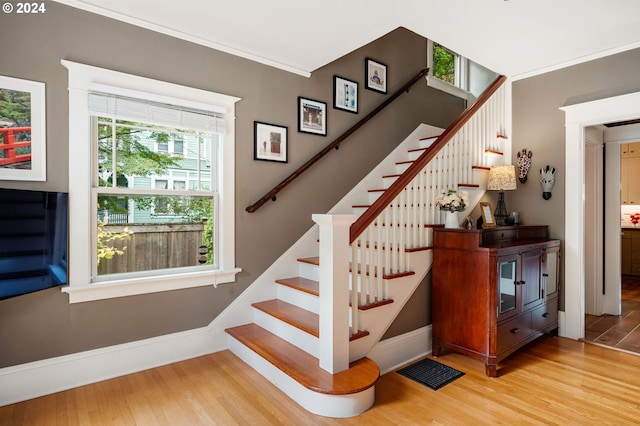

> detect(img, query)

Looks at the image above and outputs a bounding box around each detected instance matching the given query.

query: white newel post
[312,214,357,374]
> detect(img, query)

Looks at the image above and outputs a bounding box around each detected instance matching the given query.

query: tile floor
[584,275,640,354]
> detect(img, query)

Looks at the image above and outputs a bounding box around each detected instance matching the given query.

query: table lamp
[487,165,517,225]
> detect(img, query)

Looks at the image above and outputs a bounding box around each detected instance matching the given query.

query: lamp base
[494,191,509,225]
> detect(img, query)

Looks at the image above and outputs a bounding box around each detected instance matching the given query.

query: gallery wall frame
[365,58,387,94]
[298,96,327,136]
[0,75,46,181]
[254,121,288,163]
[333,75,358,114]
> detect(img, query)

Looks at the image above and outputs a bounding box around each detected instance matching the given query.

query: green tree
[433,43,456,85]
[0,89,31,126]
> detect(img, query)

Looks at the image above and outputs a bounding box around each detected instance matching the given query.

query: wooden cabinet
[621,228,640,275]
[432,226,560,377]
[621,143,640,205]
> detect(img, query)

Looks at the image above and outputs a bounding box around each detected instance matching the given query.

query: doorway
[561,90,640,341]
[584,129,640,354]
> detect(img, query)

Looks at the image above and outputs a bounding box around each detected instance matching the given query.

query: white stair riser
[382,176,398,189]
[227,335,375,418]
[298,262,319,281]
[277,284,319,314]
[367,191,383,204]
[252,308,319,358]
[419,137,438,148]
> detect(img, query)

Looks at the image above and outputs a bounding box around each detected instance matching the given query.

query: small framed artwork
[365,58,387,94]
[0,75,46,181]
[254,121,288,163]
[480,202,496,228]
[333,76,358,114]
[298,96,327,136]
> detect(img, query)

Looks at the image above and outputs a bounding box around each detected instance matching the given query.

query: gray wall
[510,47,640,308]
[0,3,464,367]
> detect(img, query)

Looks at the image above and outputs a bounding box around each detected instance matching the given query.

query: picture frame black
[254,121,288,163]
[298,96,327,136]
[365,58,387,94]
[333,76,358,114]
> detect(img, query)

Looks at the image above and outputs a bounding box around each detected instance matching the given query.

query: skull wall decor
[517,149,533,183]
[540,165,556,200]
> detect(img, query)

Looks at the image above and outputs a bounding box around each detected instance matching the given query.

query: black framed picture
[298,96,327,136]
[254,121,288,163]
[365,58,387,94]
[333,76,358,114]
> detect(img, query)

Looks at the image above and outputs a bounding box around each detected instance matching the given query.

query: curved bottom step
[226,324,379,418]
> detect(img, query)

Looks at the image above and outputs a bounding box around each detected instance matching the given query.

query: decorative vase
[444,211,460,229]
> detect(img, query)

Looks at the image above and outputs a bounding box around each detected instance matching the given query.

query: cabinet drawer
[497,312,532,353]
[482,229,516,245]
[532,299,558,331]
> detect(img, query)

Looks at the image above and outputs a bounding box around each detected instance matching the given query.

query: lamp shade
[487,165,517,191]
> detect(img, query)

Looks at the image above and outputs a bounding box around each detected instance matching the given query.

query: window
[427,40,498,102]
[61,60,241,303]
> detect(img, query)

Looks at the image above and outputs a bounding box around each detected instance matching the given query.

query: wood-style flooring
[585,275,640,354]
[2,335,640,425]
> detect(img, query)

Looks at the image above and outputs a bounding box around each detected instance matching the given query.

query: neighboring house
[1,0,640,410]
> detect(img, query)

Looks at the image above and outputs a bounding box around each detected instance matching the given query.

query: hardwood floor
[585,275,640,354]
[2,335,640,425]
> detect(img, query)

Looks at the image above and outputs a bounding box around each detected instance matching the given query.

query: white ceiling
[53,0,640,79]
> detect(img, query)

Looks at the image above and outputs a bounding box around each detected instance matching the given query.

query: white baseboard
[0,325,221,407]
[368,325,432,375]
[0,323,432,407]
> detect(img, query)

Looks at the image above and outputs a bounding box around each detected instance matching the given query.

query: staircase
[225,77,508,417]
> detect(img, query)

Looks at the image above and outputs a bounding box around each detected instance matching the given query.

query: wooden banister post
[312,214,357,374]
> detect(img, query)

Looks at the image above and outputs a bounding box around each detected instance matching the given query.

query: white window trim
[426,39,474,103]
[61,60,241,303]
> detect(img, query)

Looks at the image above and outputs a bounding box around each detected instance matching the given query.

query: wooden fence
[98,222,207,275]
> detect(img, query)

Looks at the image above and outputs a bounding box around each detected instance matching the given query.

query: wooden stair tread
[252,299,319,337]
[275,277,319,296]
[297,257,415,279]
[226,323,379,395]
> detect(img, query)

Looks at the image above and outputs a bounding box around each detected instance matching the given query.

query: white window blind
[88,92,226,133]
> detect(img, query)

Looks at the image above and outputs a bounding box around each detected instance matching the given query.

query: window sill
[426,76,474,103]
[61,267,241,303]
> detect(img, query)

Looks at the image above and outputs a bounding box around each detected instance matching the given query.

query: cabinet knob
[542,313,550,318]
[510,328,520,334]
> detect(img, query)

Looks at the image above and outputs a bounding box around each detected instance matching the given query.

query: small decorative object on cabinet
[432,226,560,377]
[435,189,468,228]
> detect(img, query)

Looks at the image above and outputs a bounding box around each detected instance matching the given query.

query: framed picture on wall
[298,96,327,136]
[254,121,288,163]
[333,76,358,114]
[0,75,46,181]
[365,58,387,94]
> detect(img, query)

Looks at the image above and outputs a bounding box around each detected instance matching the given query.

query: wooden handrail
[246,68,431,213]
[349,75,507,243]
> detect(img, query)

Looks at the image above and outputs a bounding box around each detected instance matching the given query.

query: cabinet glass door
[498,259,517,315]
